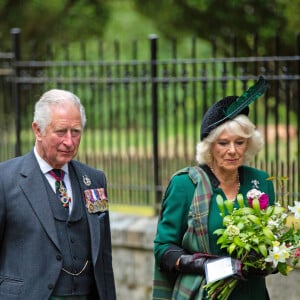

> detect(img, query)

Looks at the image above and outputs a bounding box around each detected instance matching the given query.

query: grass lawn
[110,204,155,217]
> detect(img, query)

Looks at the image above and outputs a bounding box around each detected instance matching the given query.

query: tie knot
[49,169,65,181]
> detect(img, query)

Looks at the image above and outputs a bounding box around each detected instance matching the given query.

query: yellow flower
[286,265,293,274]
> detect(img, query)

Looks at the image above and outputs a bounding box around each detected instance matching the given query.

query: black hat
[200,76,268,140]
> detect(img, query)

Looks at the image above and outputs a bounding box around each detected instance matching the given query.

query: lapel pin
[83,175,91,186]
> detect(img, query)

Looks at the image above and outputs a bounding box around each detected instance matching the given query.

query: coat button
[56,254,62,261]
[48,283,54,290]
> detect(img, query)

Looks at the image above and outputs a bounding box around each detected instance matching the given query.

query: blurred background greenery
[0,0,299,57]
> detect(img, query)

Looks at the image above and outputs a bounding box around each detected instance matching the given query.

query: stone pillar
[110,212,157,300]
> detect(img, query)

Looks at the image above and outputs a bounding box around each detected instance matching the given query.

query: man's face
[33,103,82,169]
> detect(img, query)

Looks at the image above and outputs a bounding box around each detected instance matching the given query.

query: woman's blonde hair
[196,114,264,165]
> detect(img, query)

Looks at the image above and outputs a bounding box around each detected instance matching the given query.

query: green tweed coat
[152,164,275,300]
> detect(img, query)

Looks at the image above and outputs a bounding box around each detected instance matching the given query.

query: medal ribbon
[49,169,71,207]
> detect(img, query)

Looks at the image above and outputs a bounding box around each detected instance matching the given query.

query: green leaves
[251,198,262,214]
[237,193,245,208]
[247,214,261,225]
[262,227,275,241]
[216,194,226,218]
[277,262,289,275]
[214,193,288,264]
[258,244,268,257]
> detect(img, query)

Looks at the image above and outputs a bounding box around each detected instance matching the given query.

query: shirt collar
[33,147,69,175]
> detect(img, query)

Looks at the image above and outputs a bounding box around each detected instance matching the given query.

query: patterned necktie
[49,169,71,208]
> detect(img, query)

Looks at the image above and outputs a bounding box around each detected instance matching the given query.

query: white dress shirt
[34,147,74,213]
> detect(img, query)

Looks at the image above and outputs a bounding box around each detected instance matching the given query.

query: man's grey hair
[33,89,86,134]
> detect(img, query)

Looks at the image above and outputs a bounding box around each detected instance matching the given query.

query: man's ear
[32,122,42,141]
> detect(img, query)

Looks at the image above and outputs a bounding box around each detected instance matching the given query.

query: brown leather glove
[177,254,209,275]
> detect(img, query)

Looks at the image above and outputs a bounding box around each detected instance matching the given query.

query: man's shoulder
[70,160,107,188]
[0,152,31,169]
[71,160,105,177]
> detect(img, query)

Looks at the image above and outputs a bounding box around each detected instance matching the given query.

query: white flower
[247,188,263,199]
[280,213,288,221]
[265,241,290,267]
[288,201,300,219]
[226,224,240,237]
[267,219,278,227]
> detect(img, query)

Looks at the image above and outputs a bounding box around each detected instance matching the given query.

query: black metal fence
[1,29,299,214]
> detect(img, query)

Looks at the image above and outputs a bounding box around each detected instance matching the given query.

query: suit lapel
[18,152,102,260]
[19,151,61,250]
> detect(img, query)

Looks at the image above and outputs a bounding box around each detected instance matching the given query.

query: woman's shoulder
[170,168,194,185]
[166,166,202,192]
[162,168,196,206]
[241,165,270,178]
[170,165,209,185]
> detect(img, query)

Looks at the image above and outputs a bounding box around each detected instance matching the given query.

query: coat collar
[200,164,244,188]
[19,151,61,250]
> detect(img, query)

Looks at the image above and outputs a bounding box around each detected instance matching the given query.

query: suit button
[48,284,54,290]
[56,254,62,261]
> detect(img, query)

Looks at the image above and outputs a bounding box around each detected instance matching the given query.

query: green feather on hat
[200,76,269,140]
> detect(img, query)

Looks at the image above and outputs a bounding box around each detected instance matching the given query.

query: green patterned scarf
[152,166,213,300]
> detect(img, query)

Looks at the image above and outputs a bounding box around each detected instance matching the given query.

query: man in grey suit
[0,89,116,299]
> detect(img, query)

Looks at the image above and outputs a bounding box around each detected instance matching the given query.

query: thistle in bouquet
[204,189,300,300]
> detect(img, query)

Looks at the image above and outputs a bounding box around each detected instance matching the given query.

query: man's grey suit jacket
[0,150,116,299]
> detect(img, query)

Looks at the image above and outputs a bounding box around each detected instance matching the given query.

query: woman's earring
[208,152,211,162]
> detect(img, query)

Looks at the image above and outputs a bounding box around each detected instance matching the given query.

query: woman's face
[211,129,248,172]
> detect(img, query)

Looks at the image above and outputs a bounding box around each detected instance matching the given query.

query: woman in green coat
[152,77,276,300]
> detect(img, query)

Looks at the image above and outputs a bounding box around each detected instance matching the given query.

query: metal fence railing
[0,29,299,214]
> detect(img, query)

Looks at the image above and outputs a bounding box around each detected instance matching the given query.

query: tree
[133,0,299,56]
[0,0,110,57]
[1,0,299,57]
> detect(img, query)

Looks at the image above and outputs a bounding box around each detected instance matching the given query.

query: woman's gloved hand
[177,254,209,275]
[177,253,243,279]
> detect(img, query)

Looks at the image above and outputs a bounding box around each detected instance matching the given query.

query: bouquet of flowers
[204,189,300,300]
